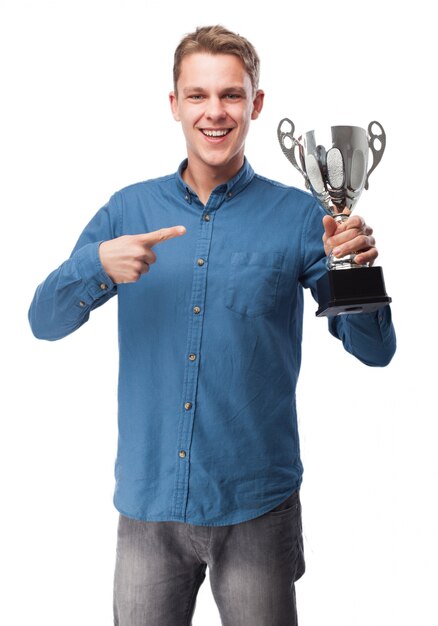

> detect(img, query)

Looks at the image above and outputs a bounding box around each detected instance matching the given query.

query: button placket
[171,202,218,520]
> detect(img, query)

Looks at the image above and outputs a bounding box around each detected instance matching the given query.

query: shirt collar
[176,158,255,203]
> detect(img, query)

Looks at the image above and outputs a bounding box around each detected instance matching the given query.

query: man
[29,25,396,626]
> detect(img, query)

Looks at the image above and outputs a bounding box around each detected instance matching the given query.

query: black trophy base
[315,266,392,317]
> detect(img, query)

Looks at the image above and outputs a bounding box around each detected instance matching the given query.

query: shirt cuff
[74,241,116,301]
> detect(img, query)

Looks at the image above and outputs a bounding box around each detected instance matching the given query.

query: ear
[251,89,265,120]
[169,91,180,121]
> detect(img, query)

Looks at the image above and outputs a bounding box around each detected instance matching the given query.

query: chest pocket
[225,251,283,317]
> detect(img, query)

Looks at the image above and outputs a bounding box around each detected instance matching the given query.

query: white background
[1,1,436,624]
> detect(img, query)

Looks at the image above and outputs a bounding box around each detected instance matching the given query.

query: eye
[188,94,204,101]
[224,93,241,100]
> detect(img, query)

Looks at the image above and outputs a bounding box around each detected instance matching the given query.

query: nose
[205,96,227,121]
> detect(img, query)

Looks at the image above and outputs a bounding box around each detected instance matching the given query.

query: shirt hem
[113,483,302,527]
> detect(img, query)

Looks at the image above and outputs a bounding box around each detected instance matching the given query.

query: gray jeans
[113,490,305,626]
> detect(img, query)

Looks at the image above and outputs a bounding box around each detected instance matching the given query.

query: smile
[201,129,231,137]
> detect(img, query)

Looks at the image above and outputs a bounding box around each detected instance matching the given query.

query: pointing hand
[99,226,187,283]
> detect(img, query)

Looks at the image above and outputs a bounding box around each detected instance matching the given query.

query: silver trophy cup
[277,118,392,317]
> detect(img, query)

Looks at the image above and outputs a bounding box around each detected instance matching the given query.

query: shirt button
[197,258,205,266]
[100,283,108,290]
[193,306,201,314]
[227,191,232,198]
[79,300,86,307]
[203,214,210,221]
[179,450,187,459]
[188,353,197,361]
[184,402,192,410]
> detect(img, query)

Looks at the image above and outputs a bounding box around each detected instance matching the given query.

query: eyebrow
[182,87,205,95]
[182,86,247,96]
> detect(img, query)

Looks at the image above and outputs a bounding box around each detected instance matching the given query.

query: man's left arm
[323,212,396,366]
[300,202,396,367]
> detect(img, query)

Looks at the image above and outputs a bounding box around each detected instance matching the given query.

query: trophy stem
[327,212,363,270]
[333,214,349,224]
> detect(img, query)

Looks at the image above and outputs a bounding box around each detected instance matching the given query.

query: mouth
[200,128,232,138]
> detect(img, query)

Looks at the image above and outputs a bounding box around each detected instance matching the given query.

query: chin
[204,150,240,168]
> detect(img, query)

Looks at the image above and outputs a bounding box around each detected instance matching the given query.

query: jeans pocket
[225,251,283,317]
[268,490,300,516]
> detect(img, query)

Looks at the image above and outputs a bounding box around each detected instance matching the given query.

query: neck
[182,156,244,205]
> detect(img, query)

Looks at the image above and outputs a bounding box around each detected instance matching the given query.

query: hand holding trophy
[277,119,392,317]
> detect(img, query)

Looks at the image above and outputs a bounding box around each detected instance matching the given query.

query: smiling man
[169,51,264,204]
[29,25,396,626]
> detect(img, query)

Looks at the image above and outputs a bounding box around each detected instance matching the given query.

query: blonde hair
[173,25,260,94]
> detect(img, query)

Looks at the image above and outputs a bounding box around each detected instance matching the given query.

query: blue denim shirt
[29,159,396,526]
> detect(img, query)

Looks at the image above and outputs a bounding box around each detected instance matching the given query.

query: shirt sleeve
[299,199,396,367]
[28,194,120,341]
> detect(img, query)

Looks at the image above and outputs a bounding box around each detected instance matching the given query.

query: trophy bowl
[277,118,392,317]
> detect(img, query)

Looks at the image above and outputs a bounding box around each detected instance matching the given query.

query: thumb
[322,215,338,239]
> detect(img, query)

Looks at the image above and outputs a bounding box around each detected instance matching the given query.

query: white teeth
[202,129,229,137]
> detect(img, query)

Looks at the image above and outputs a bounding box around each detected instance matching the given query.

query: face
[169,53,264,180]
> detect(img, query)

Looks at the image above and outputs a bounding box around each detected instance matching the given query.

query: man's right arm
[28,199,119,341]
[28,194,186,341]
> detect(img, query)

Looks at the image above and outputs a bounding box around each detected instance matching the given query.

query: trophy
[277,118,392,317]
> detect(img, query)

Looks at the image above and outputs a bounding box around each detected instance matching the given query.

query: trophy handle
[365,121,386,190]
[277,118,310,187]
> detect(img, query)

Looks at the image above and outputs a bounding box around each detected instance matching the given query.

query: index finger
[136,225,187,247]
[344,215,365,231]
